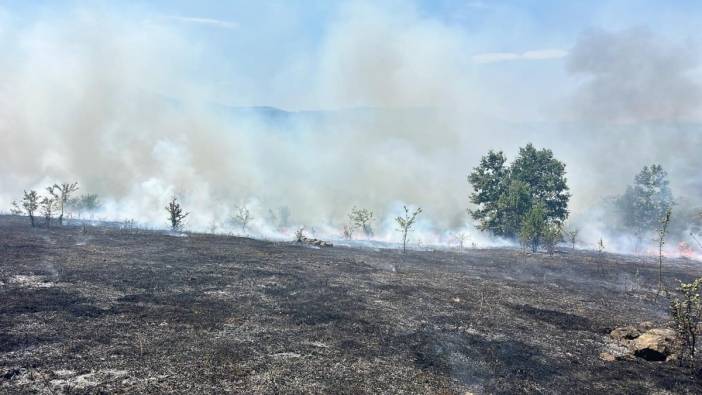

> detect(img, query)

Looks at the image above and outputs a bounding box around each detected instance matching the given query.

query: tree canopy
[468,143,570,238]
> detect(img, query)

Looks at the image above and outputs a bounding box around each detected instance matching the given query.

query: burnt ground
[1,215,701,394]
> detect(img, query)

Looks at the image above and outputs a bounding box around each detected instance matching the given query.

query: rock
[631,329,676,361]
[610,326,641,341]
[599,352,617,362]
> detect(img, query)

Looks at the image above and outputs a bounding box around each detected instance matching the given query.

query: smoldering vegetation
[2,215,702,393]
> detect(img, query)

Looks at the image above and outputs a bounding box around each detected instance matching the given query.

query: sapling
[165,196,189,231]
[233,206,253,233]
[452,232,468,250]
[349,207,374,238]
[564,227,579,250]
[47,182,79,225]
[22,190,39,227]
[395,205,422,253]
[657,208,672,295]
[40,196,55,228]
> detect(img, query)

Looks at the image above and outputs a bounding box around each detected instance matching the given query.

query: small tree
[349,207,374,237]
[564,227,579,250]
[342,224,354,240]
[79,193,101,219]
[47,182,79,225]
[395,205,422,253]
[165,196,189,231]
[657,208,672,295]
[668,277,702,369]
[452,232,469,250]
[233,206,253,233]
[597,238,606,254]
[519,203,547,253]
[40,196,55,228]
[22,190,39,227]
[278,206,290,228]
[10,201,23,215]
[542,223,562,256]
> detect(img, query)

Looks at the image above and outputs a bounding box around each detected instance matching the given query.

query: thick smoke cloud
[567,27,702,122]
[0,4,700,254]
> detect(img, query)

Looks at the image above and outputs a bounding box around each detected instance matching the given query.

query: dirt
[1,214,701,394]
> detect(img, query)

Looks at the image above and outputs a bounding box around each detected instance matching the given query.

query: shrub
[668,277,702,369]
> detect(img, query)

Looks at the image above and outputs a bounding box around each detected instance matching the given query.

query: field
[1,215,701,394]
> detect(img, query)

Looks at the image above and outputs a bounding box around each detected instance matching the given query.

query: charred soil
[1,215,701,394]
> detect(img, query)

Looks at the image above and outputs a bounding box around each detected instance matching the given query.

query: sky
[2,0,701,114]
[0,0,701,249]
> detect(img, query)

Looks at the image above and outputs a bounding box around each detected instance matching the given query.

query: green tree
[469,144,570,238]
[519,203,547,253]
[616,164,674,238]
[468,150,509,234]
[349,207,374,237]
[22,190,39,227]
[395,205,422,253]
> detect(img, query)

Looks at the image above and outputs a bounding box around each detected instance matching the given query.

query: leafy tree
[542,223,562,256]
[395,205,422,253]
[616,164,674,238]
[519,203,547,253]
[510,144,570,222]
[40,196,55,228]
[469,144,570,238]
[468,150,509,234]
[22,190,39,227]
[495,180,532,237]
[349,207,374,237]
[166,196,189,231]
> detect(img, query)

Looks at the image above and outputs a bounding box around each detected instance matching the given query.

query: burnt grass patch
[1,215,702,393]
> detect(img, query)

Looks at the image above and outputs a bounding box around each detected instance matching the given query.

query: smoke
[0,4,701,254]
[566,27,702,122]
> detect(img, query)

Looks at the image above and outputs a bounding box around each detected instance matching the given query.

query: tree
[349,207,374,237]
[542,223,562,256]
[564,227,579,250]
[342,224,354,240]
[616,164,674,239]
[395,205,422,253]
[40,196,55,228]
[278,206,290,228]
[519,203,547,253]
[233,206,253,233]
[468,150,509,234]
[47,182,79,225]
[22,190,39,227]
[657,208,672,295]
[78,193,101,219]
[469,144,570,238]
[165,196,189,231]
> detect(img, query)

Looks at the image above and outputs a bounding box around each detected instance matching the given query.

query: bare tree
[342,223,354,240]
[657,208,672,295]
[233,206,253,233]
[452,232,468,250]
[395,205,422,253]
[40,196,55,228]
[165,196,189,231]
[349,207,374,237]
[22,190,39,227]
[564,227,579,250]
[47,182,79,225]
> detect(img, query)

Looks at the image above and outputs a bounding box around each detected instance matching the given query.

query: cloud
[163,16,239,30]
[566,28,702,122]
[472,49,568,64]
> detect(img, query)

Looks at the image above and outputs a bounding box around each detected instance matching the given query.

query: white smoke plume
[0,3,700,254]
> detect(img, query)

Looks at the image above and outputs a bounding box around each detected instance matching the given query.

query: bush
[668,277,702,369]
